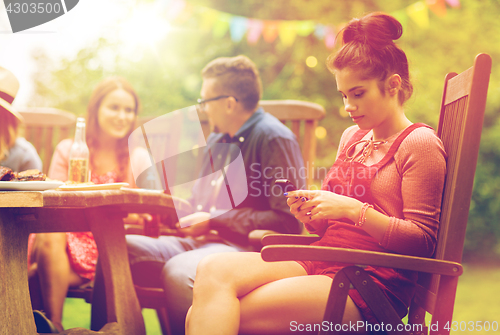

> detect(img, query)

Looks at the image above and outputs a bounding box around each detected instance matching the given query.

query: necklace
[345,137,387,163]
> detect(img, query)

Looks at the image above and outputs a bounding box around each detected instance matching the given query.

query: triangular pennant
[426,0,447,17]
[296,21,315,37]
[406,1,429,28]
[213,13,230,38]
[247,19,263,45]
[198,7,219,31]
[314,24,326,40]
[278,21,297,46]
[229,16,248,42]
[445,0,460,8]
[262,21,279,43]
[324,25,336,49]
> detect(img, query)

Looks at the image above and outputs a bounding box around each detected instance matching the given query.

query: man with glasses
[126,55,305,334]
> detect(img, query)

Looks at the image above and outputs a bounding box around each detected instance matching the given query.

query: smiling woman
[27,76,152,332]
[96,88,136,144]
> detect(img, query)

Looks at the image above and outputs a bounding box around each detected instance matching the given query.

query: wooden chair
[260,53,492,335]
[19,107,77,174]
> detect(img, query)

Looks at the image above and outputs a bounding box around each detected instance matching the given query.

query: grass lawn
[62,301,163,334]
[61,264,500,334]
[450,264,500,334]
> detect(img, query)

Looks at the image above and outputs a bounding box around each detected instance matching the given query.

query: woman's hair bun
[328,12,412,105]
[341,12,403,49]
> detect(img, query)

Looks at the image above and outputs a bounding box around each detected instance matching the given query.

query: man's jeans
[126,235,247,334]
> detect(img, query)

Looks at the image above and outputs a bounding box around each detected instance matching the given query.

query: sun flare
[119,4,171,47]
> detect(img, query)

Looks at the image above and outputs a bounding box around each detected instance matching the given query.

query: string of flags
[161,0,460,49]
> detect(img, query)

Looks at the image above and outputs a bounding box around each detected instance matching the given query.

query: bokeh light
[315,126,327,139]
[306,56,318,68]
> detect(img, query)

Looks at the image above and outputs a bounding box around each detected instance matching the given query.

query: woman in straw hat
[0,65,42,171]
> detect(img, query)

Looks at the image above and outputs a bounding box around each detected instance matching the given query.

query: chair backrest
[131,111,185,192]
[197,100,326,187]
[19,107,77,174]
[409,53,492,328]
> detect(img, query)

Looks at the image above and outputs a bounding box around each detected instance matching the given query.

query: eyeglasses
[196,95,238,112]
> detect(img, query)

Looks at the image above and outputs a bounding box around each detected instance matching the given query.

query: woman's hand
[286,190,362,225]
[177,212,211,237]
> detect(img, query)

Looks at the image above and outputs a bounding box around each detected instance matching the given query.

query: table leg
[0,209,38,334]
[85,208,145,335]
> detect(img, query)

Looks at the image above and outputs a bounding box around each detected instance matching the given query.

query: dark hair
[86,77,140,181]
[202,55,262,112]
[327,12,413,105]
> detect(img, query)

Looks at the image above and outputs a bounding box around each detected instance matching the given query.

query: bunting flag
[247,19,263,45]
[324,26,336,49]
[262,21,279,43]
[406,1,429,29]
[279,21,298,46]
[230,16,248,42]
[427,0,447,17]
[212,12,230,38]
[445,0,461,8]
[296,21,316,37]
[163,0,460,48]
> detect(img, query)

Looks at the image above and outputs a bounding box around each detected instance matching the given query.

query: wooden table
[0,188,190,334]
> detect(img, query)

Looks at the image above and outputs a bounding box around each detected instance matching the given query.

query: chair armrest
[260,245,463,276]
[249,231,319,251]
[261,234,321,246]
[248,230,280,248]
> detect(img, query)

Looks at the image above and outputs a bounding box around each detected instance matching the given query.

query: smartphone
[274,179,297,193]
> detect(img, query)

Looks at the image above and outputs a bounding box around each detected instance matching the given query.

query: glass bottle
[68,117,90,183]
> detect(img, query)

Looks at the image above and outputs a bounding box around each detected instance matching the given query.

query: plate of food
[0,180,65,191]
[57,182,129,191]
[0,166,64,191]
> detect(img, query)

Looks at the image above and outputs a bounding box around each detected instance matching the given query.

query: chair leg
[343,266,408,335]
[320,268,350,335]
[408,303,428,335]
[430,275,458,335]
[90,260,107,331]
[155,307,172,335]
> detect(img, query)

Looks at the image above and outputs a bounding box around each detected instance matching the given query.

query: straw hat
[0,65,23,121]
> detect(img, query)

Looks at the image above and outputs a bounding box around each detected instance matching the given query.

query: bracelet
[357,203,373,227]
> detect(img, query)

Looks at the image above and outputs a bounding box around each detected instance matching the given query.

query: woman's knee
[195,253,232,285]
[192,252,243,297]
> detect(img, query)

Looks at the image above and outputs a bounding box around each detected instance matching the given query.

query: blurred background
[1,0,499,330]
